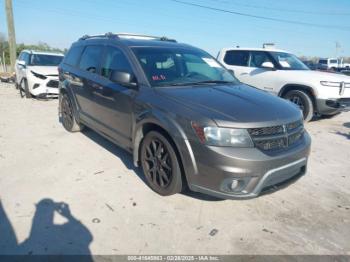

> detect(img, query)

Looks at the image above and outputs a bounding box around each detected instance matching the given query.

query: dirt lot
[0,82,349,255]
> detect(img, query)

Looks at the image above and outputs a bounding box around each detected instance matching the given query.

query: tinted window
[29,54,63,66]
[22,53,30,64]
[249,51,272,68]
[18,52,25,60]
[101,46,133,79]
[319,60,327,64]
[79,46,103,74]
[330,59,338,64]
[223,50,249,66]
[65,46,84,66]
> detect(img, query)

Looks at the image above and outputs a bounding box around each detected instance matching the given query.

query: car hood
[285,70,350,82]
[28,66,59,76]
[156,84,302,128]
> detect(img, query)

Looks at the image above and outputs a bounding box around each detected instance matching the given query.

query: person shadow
[0,199,93,261]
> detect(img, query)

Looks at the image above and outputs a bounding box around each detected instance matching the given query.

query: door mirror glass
[261,61,275,69]
[110,71,137,88]
[18,60,26,68]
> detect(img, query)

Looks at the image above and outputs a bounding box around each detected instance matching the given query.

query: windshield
[29,54,64,66]
[270,52,309,70]
[132,47,238,87]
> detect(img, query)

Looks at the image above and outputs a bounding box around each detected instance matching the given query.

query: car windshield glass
[30,54,64,66]
[270,52,309,70]
[132,47,239,87]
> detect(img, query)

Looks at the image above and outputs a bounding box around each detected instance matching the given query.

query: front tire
[20,79,32,98]
[140,131,183,196]
[284,90,314,122]
[60,93,83,132]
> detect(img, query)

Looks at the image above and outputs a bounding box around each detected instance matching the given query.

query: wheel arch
[58,82,81,123]
[133,115,190,187]
[279,84,317,111]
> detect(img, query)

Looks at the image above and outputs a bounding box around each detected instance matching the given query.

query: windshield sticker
[152,75,166,81]
[202,58,221,68]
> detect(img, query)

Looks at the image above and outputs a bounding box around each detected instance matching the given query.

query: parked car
[301,60,317,70]
[58,33,310,199]
[318,58,340,70]
[217,47,350,121]
[15,50,64,98]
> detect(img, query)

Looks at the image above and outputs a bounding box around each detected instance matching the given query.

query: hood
[28,66,59,76]
[156,84,302,128]
[285,70,350,82]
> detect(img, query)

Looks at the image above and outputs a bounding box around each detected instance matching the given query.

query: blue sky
[1,0,350,57]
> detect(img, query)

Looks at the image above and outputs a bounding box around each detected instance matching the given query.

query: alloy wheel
[143,138,172,189]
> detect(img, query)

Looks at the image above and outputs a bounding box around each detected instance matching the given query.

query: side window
[22,53,30,64]
[100,46,133,79]
[18,52,24,61]
[64,46,84,66]
[223,51,249,66]
[249,51,273,68]
[79,45,103,74]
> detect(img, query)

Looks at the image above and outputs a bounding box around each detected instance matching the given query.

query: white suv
[15,50,64,98]
[218,47,350,121]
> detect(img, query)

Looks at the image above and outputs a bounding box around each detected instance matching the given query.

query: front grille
[248,120,304,151]
[46,80,59,88]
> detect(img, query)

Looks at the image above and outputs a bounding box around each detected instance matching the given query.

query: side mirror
[110,71,138,88]
[228,69,235,76]
[261,61,275,70]
[17,60,26,68]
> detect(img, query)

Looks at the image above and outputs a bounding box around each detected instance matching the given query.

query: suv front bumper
[183,132,311,199]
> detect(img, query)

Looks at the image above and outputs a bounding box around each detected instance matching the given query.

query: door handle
[240,72,249,75]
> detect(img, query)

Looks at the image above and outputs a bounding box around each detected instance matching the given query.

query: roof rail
[79,32,176,42]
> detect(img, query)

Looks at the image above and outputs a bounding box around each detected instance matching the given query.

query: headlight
[320,81,341,87]
[31,71,47,80]
[192,123,253,147]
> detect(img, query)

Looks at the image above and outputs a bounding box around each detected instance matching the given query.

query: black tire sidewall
[285,90,314,122]
[23,79,32,98]
[140,131,182,196]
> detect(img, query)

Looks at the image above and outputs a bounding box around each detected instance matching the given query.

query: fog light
[230,179,239,190]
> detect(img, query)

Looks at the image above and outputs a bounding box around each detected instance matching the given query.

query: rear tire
[140,131,183,196]
[60,93,83,132]
[284,90,314,122]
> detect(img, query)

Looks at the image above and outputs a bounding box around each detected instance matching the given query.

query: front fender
[132,109,198,182]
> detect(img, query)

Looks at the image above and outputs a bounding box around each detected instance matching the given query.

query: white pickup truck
[218,47,350,121]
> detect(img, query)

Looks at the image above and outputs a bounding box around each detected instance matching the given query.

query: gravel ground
[0,82,349,255]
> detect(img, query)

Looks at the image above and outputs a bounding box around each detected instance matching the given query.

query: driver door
[239,51,279,95]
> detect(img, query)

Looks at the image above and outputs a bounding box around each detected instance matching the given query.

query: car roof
[73,33,196,50]
[21,50,64,56]
[222,47,289,53]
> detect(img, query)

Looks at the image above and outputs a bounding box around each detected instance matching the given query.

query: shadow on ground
[82,128,223,202]
[0,199,93,260]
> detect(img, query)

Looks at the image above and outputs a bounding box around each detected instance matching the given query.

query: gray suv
[58,33,311,199]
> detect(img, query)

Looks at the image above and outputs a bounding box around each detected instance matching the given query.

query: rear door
[89,45,136,147]
[221,50,250,81]
[75,45,104,122]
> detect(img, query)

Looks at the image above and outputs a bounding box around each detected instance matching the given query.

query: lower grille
[46,80,59,88]
[248,120,304,151]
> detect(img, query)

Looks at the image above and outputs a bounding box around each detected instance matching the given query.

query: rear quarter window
[223,50,249,66]
[64,46,84,66]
